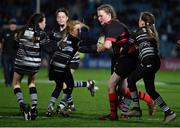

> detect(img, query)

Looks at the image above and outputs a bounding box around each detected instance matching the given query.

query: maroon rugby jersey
[102,19,129,58]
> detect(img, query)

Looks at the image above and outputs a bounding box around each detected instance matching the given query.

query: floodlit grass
[0,68,180,127]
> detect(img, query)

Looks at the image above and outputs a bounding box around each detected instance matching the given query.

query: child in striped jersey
[46,18,97,117]
[59,52,96,113]
[122,12,176,124]
[45,8,96,117]
[13,13,47,120]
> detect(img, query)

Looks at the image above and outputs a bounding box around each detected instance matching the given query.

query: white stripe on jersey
[52,61,67,68]
[23,56,41,62]
[140,53,156,61]
[70,52,80,63]
[56,52,71,59]
[139,47,155,57]
[15,58,41,67]
[136,33,147,39]
[20,39,40,48]
[26,51,40,56]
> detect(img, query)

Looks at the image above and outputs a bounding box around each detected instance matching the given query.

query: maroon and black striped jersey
[102,19,129,58]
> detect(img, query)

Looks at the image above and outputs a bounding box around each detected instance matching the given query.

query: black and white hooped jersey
[50,34,80,72]
[130,27,159,62]
[14,27,48,74]
[49,27,66,47]
[70,52,80,64]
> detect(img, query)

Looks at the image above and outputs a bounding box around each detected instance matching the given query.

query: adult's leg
[9,57,15,87]
[2,55,11,87]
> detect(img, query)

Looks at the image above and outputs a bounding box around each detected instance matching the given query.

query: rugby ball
[97,36,105,47]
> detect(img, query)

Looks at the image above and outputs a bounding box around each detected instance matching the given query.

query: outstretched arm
[40,32,58,55]
[78,44,98,53]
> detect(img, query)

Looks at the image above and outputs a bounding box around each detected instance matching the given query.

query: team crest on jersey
[24,30,34,39]
[53,32,62,38]
[66,40,72,44]
[63,37,72,44]
[6,33,10,37]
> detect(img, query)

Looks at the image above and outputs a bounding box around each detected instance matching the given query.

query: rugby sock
[59,99,66,109]
[49,86,61,107]
[154,96,171,114]
[48,97,57,108]
[138,91,151,104]
[66,94,74,106]
[29,87,37,107]
[74,81,89,88]
[61,93,74,106]
[14,88,24,104]
[131,91,140,108]
[126,88,151,105]
[125,88,131,98]
[108,92,118,117]
[61,93,68,101]
[122,98,131,112]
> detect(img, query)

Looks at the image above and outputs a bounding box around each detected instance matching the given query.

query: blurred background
[0,0,180,70]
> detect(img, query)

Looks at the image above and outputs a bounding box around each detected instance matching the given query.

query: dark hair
[56,8,69,17]
[140,12,155,26]
[17,13,45,43]
[26,13,45,30]
[140,12,159,43]
[97,4,117,19]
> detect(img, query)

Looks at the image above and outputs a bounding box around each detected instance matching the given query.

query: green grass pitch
[0,68,180,127]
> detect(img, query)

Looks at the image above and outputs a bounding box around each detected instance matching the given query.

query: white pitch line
[147,118,161,121]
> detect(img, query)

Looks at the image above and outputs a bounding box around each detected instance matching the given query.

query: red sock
[138,91,151,104]
[108,92,118,117]
[125,88,131,98]
[126,88,151,104]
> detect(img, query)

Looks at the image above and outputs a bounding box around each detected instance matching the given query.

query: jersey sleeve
[121,31,138,55]
[40,31,58,54]
[103,23,118,42]
[104,21,129,45]
[128,31,136,44]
